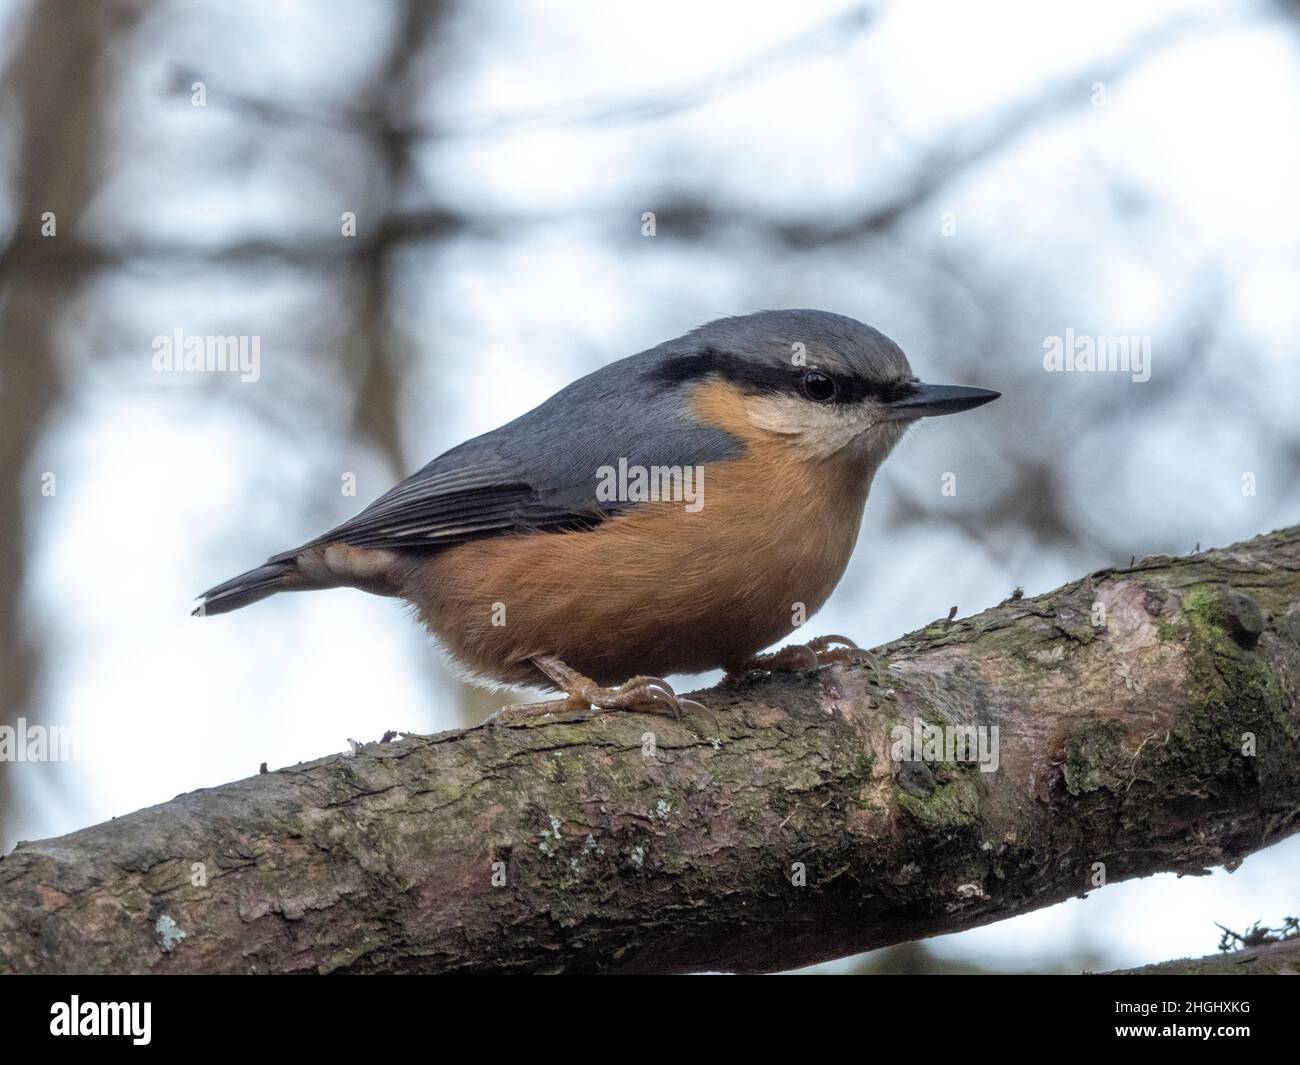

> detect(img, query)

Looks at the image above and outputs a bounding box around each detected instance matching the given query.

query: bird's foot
[724,634,874,683]
[485,654,706,725]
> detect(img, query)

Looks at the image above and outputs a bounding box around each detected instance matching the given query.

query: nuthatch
[196,310,998,718]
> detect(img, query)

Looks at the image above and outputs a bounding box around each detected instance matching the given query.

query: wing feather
[274,346,746,560]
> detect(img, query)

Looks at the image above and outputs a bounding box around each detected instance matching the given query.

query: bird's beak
[885,382,1001,419]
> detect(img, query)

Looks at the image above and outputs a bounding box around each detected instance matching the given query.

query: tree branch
[3,526,1300,974]
[1109,938,1300,976]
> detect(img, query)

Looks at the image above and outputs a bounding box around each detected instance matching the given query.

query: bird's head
[652,309,999,465]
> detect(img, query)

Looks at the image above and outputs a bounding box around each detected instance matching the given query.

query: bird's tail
[193,560,298,617]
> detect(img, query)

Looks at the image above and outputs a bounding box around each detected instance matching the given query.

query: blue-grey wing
[275,349,742,557]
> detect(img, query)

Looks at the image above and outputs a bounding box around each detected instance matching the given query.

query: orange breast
[401,381,878,687]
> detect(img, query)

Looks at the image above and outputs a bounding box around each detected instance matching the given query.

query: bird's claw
[587,675,706,720]
[488,656,713,727]
[726,633,873,683]
[804,634,873,666]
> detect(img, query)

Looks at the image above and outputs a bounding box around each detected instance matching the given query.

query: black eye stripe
[865,380,916,404]
[817,375,915,405]
[646,346,912,405]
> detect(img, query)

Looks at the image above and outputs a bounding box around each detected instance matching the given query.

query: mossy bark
[3,526,1300,974]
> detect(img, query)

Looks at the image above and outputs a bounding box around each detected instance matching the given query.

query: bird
[194,309,998,720]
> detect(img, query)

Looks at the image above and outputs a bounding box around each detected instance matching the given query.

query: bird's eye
[801,370,837,402]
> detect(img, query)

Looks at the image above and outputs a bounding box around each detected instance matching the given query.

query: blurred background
[1,0,1297,974]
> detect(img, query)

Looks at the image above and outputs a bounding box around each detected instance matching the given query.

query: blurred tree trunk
[2,526,1298,973]
[344,0,444,479]
[0,0,131,849]
[331,0,503,726]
